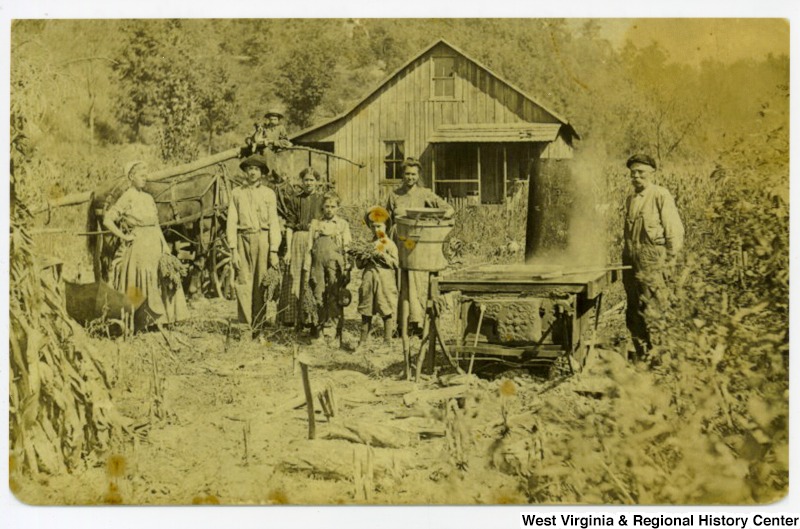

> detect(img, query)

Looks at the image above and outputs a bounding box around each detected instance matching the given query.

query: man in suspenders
[622,154,685,364]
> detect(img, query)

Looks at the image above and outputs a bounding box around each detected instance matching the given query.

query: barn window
[384,141,405,179]
[432,56,456,98]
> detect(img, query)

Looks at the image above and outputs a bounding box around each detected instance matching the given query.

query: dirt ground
[12,268,641,505]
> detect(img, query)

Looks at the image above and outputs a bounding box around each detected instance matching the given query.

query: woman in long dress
[104,161,188,330]
[281,167,325,328]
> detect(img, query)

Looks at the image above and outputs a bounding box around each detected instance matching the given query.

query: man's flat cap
[626,154,657,170]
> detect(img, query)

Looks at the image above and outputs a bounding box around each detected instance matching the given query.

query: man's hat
[240,154,270,173]
[626,154,657,170]
[264,109,284,119]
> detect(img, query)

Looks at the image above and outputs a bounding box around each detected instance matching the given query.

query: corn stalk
[10,124,129,478]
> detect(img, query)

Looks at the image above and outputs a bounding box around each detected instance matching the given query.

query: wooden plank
[443,101,455,125]
[351,112,359,198]
[476,145,482,203]
[438,282,586,295]
[346,118,354,199]
[339,121,349,200]
[361,112,369,200]
[468,60,478,124]
[509,91,520,121]
[436,123,560,132]
[390,91,399,142]
[423,58,431,101]
[494,79,504,123]
[423,96,434,142]
[368,121,376,199]
[417,102,425,159]
[477,69,486,123]
[499,88,509,123]
[408,102,417,158]
[354,111,363,200]
[503,144,508,201]
[430,142,436,192]
[431,179,479,183]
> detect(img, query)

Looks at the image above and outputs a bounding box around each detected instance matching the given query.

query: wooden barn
[291,39,579,205]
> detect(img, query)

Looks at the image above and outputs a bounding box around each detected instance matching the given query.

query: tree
[276,43,337,129]
[197,65,239,155]
[113,21,164,141]
[113,20,202,162]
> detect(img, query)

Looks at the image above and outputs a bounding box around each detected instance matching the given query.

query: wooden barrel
[395,217,455,271]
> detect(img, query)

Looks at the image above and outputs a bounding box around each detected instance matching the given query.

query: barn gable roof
[291,38,579,142]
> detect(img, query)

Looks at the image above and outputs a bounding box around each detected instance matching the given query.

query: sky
[575,18,790,65]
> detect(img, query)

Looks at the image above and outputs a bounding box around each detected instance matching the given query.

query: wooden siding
[540,132,574,160]
[295,42,571,203]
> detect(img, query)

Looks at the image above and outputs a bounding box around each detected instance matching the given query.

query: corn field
[10,124,129,486]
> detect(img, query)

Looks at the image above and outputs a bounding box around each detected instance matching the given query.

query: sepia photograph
[7,14,790,510]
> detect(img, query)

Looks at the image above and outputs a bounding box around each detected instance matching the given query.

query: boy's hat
[240,154,270,173]
[264,109,285,119]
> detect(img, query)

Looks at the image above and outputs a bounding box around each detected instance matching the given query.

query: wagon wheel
[92,214,118,284]
[207,212,234,299]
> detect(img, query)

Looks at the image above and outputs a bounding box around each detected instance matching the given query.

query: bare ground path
[13,287,638,505]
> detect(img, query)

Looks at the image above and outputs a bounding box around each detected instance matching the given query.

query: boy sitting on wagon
[244,108,292,158]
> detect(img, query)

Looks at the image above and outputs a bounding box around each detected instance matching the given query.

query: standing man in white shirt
[622,154,685,363]
[227,154,282,336]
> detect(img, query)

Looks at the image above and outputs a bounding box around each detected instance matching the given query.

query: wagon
[86,162,234,298]
[83,146,361,299]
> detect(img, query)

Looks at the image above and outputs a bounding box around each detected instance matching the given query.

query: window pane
[443,78,455,97]
[434,57,454,77]
[384,141,405,179]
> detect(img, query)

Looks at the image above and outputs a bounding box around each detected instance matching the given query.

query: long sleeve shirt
[624,184,684,258]
[258,124,292,150]
[285,191,324,232]
[106,187,160,228]
[227,183,282,252]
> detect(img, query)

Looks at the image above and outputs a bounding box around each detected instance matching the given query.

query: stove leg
[584,293,603,369]
[427,274,439,374]
[414,311,430,382]
[400,270,411,380]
